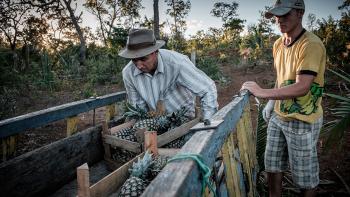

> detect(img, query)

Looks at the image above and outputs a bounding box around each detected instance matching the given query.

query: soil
[6,62,350,196]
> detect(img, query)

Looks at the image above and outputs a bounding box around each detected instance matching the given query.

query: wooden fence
[0,91,127,161]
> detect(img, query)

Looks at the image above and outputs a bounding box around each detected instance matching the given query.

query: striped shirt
[122,49,218,119]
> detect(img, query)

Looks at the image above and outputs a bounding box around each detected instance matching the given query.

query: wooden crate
[77,131,179,197]
[101,107,201,168]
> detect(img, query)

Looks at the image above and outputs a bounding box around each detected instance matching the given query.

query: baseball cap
[265,0,305,19]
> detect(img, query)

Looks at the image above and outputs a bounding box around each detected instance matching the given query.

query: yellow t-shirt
[273,30,326,124]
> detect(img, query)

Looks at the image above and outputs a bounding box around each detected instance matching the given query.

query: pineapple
[133,118,160,131]
[114,127,137,142]
[150,155,169,178]
[167,106,189,129]
[112,148,137,164]
[119,151,154,197]
[124,103,150,120]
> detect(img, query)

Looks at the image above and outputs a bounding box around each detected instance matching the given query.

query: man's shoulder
[122,61,134,75]
[302,31,324,46]
[159,49,187,62]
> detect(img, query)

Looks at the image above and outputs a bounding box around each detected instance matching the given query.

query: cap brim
[118,40,165,59]
[265,7,292,19]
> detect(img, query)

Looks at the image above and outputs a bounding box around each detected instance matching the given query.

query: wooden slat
[144,131,158,156]
[103,135,141,153]
[66,115,78,136]
[77,163,90,197]
[0,91,126,138]
[105,104,116,122]
[0,125,104,197]
[109,120,135,135]
[157,117,200,147]
[1,135,17,162]
[142,92,250,196]
[236,103,257,197]
[90,152,144,197]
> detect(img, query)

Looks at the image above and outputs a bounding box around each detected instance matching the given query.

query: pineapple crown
[124,103,150,120]
[129,151,154,178]
[167,106,189,127]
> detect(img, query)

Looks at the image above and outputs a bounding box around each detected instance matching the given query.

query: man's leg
[267,172,283,197]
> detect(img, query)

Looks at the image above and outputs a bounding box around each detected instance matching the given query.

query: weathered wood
[222,132,245,197]
[1,134,17,162]
[110,120,135,135]
[103,135,142,153]
[0,91,126,138]
[0,125,104,197]
[144,131,158,156]
[105,104,116,122]
[157,117,200,147]
[67,115,79,136]
[89,153,143,197]
[77,163,90,197]
[236,103,257,197]
[142,92,250,196]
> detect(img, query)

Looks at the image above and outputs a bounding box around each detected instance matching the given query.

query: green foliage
[196,56,222,81]
[321,68,350,150]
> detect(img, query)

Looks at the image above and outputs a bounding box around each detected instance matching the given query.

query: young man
[119,29,218,120]
[241,0,326,196]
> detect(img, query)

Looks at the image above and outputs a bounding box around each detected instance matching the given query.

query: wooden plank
[77,163,90,197]
[102,121,111,160]
[0,124,104,197]
[1,135,17,162]
[67,115,78,136]
[90,153,144,197]
[236,103,257,197]
[103,135,141,153]
[0,91,126,138]
[144,131,158,156]
[157,117,200,147]
[110,120,135,135]
[105,104,116,122]
[142,91,250,196]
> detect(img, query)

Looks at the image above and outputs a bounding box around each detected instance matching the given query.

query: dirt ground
[8,63,350,195]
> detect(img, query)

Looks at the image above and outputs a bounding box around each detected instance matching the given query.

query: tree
[211,2,245,41]
[153,0,160,39]
[165,0,191,51]
[307,13,317,31]
[24,0,87,67]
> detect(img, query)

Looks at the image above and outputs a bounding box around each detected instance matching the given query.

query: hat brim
[118,40,165,59]
[265,7,292,19]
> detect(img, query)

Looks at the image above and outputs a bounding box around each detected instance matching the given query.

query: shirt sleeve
[176,55,218,119]
[297,42,324,76]
[122,68,148,111]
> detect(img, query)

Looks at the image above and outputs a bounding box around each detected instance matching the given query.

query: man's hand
[262,100,275,122]
[241,81,266,98]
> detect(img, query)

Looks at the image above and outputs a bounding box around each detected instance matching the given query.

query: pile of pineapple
[119,151,170,197]
[111,104,191,163]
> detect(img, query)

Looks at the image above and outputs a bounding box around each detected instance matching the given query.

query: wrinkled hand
[262,100,275,122]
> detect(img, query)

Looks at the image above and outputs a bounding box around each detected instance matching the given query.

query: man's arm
[176,57,218,119]
[241,74,315,100]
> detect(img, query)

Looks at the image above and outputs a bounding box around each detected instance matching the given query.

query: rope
[167,153,217,197]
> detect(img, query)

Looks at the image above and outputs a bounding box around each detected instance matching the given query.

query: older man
[241,0,326,196]
[119,29,218,121]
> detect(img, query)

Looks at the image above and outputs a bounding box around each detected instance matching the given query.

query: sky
[81,0,344,38]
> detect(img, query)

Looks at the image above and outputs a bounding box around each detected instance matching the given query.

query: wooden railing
[0,91,127,161]
[142,91,258,197]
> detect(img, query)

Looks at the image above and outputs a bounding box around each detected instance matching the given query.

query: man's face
[275,9,303,33]
[132,52,157,74]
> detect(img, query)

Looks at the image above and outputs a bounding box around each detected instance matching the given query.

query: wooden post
[77,163,90,197]
[102,121,111,160]
[191,49,196,66]
[105,104,116,122]
[1,135,17,162]
[144,131,158,157]
[66,115,78,136]
[236,103,257,197]
[221,132,245,197]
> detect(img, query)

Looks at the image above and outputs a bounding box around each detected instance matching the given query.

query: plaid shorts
[264,113,323,189]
